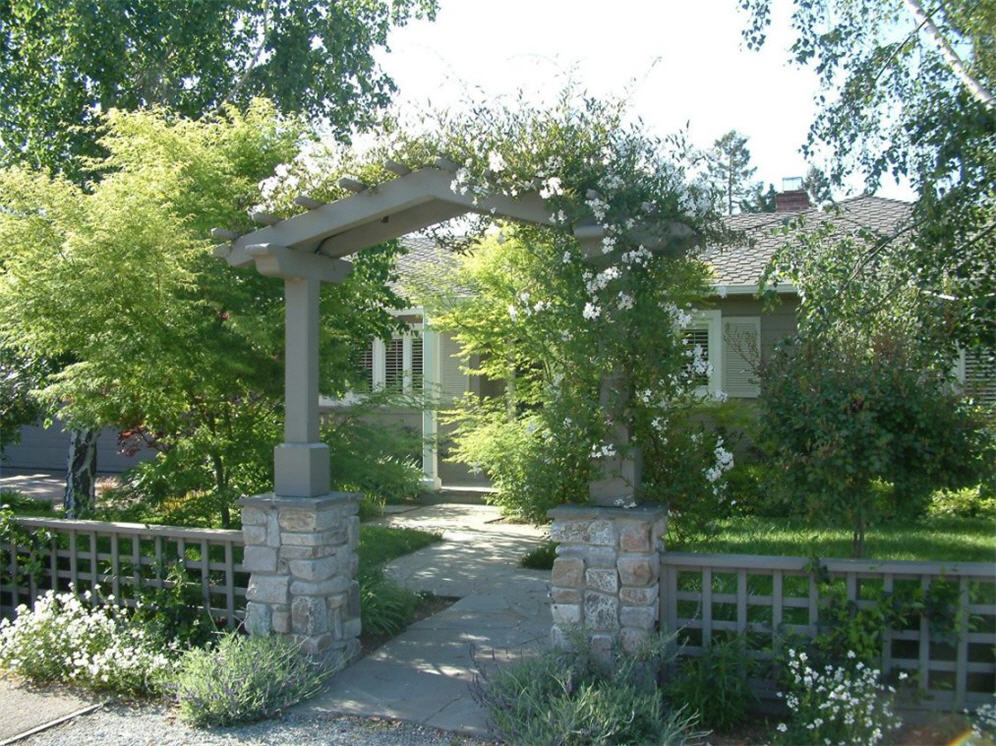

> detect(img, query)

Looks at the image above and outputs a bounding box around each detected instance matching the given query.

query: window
[957,348,995,406]
[682,310,722,396]
[682,327,711,388]
[364,329,423,394]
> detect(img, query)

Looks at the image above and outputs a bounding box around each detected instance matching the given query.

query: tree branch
[903,0,994,107]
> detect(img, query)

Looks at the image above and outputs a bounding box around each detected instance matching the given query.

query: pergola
[211,158,696,653]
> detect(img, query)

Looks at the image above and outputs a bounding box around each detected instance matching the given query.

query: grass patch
[673,515,996,562]
[0,489,56,517]
[357,525,441,568]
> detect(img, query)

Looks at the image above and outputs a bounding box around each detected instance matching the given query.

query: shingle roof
[393,195,913,290]
[703,195,913,286]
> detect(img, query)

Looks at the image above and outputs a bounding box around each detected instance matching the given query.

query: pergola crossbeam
[225,166,556,268]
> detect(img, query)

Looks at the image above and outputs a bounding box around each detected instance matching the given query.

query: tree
[0,0,437,179]
[0,348,45,461]
[0,0,435,511]
[740,0,995,349]
[758,218,994,556]
[0,103,405,521]
[705,130,763,215]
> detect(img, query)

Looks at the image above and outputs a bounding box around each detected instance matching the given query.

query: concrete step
[419,485,495,505]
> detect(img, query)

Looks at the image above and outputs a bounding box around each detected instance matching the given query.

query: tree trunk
[64,428,98,517]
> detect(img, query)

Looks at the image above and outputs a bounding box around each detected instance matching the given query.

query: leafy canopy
[0,101,407,523]
[741,0,995,348]
[0,0,437,178]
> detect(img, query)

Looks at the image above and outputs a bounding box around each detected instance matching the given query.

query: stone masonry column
[240,492,361,661]
[548,504,667,659]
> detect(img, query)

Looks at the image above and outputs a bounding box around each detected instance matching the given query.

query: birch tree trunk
[64,428,98,517]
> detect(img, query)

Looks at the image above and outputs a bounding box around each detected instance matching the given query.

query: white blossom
[582,302,601,321]
[488,150,506,173]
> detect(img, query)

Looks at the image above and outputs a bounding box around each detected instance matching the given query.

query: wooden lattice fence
[660,551,996,711]
[1,517,247,627]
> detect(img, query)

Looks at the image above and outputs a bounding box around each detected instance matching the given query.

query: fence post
[240,492,361,661]
[548,504,668,661]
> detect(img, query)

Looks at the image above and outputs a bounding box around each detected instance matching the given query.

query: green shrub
[473,632,704,746]
[172,632,335,727]
[0,588,177,695]
[666,636,757,732]
[520,541,558,570]
[357,568,420,638]
[760,333,994,556]
[928,485,996,519]
[130,562,216,650]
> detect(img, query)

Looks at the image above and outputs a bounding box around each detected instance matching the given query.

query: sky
[375,0,912,201]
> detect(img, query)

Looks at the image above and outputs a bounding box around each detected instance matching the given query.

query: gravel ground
[21,703,501,746]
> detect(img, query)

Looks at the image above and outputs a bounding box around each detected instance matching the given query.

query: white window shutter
[440,333,469,402]
[722,317,761,398]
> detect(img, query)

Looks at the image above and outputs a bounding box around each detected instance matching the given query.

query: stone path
[296,504,551,736]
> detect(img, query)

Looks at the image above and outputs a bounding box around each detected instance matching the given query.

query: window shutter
[722,317,761,398]
[963,349,995,405]
[410,336,424,390]
[385,338,404,390]
[440,333,469,402]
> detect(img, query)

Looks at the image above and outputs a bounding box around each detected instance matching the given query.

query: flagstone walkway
[296,504,551,736]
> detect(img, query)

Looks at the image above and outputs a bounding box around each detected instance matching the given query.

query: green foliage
[357,568,421,639]
[172,632,334,727]
[0,588,177,695]
[356,525,441,638]
[665,637,758,733]
[472,632,704,746]
[928,485,996,519]
[0,0,437,179]
[323,391,425,510]
[0,347,46,456]
[741,0,995,349]
[0,103,407,527]
[760,329,994,555]
[704,130,763,216]
[520,541,558,570]
[130,563,216,650]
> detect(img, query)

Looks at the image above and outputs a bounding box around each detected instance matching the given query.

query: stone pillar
[548,504,667,659]
[240,492,361,661]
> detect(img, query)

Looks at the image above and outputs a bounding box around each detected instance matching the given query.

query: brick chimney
[774,177,810,212]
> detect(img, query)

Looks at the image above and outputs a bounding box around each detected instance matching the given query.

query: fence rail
[660,550,996,712]
[2,517,248,627]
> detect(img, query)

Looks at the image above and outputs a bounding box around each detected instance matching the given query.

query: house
[354,190,994,489]
[6,190,991,485]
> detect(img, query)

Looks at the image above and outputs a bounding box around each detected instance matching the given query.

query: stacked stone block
[240,492,361,661]
[548,504,667,658]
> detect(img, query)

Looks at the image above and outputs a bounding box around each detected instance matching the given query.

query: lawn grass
[672,514,996,562]
[357,525,442,569]
[0,489,56,517]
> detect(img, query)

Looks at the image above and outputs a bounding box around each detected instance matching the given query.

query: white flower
[508,304,518,321]
[539,176,564,199]
[616,292,634,310]
[583,302,601,321]
[487,150,506,173]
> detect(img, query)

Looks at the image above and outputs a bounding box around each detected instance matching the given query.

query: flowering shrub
[253,92,736,524]
[0,588,177,695]
[972,696,996,743]
[772,649,901,746]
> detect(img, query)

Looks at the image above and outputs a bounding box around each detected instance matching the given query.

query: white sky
[376,0,912,201]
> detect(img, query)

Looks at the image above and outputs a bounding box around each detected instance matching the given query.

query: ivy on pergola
[212,158,697,503]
